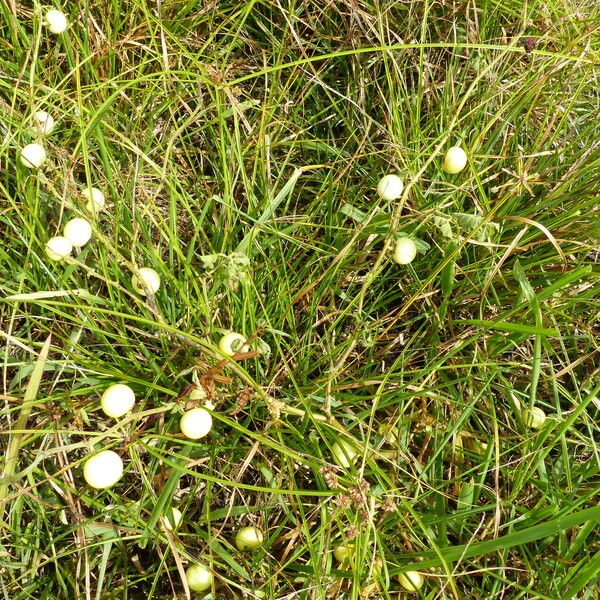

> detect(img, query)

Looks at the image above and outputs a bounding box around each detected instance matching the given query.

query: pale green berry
[45,236,72,260]
[218,332,249,356]
[393,237,417,265]
[20,143,46,168]
[442,146,468,174]
[333,543,354,565]
[63,217,92,247]
[32,110,55,135]
[235,526,264,550]
[44,9,68,34]
[331,440,357,468]
[180,407,213,439]
[164,507,183,530]
[185,563,213,592]
[83,450,123,489]
[521,406,546,429]
[82,187,106,212]
[101,384,135,418]
[132,267,160,295]
[377,174,404,200]
[465,437,488,456]
[398,570,424,591]
[189,386,207,401]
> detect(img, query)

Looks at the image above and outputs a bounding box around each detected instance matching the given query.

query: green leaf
[457,478,475,512]
[432,215,454,239]
[339,203,368,223]
[441,241,458,297]
[560,550,600,598]
[513,260,536,302]
[398,504,600,573]
[451,212,499,242]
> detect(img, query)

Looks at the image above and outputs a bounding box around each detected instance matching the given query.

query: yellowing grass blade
[0,334,52,526]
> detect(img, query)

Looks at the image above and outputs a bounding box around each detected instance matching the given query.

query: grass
[1,0,599,598]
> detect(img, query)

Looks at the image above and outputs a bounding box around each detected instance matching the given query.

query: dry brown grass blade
[499,215,566,262]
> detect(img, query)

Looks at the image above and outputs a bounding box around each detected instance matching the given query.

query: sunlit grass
[1,0,599,598]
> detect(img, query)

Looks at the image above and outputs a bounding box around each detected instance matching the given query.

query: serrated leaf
[432,215,454,239]
[451,212,499,242]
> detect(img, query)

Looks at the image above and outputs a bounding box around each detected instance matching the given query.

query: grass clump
[1,1,599,598]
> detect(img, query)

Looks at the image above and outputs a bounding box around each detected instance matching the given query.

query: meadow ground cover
[1,1,599,598]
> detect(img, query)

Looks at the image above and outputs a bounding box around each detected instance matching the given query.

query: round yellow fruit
[393,237,417,265]
[235,526,264,551]
[20,143,46,168]
[180,407,213,439]
[83,450,123,489]
[101,384,135,418]
[132,267,161,295]
[45,236,73,261]
[377,174,404,200]
[398,570,424,591]
[185,563,213,592]
[442,146,468,174]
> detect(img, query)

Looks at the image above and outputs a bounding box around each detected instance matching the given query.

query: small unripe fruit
[83,450,123,489]
[185,563,213,592]
[393,237,417,265]
[100,384,135,418]
[20,143,46,168]
[331,440,357,468]
[377,174,404,200]
[82,187,106,212]
[235,526,264,551]
[32,111,55,135]
[63,217,92,247]
[132,267,161,295]
[398,570,424,592]
[465,437,489,456]
[218,332,249,356]
[45,236,72,260]
[44,9,68,34]
[164,507,183,530]
[333,544,354,565]
[442,146,468,174]
[180,407,213,439]
[521,406,546,429]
